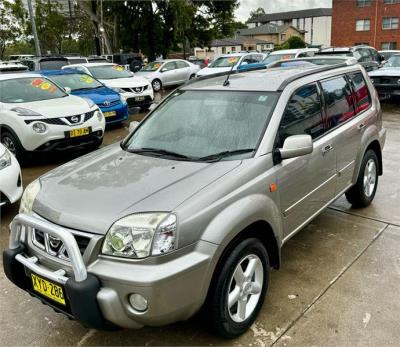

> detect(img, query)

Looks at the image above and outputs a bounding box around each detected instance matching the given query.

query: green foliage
[0,0,24,59]
[248,7,266,21]
[275,36,306,51]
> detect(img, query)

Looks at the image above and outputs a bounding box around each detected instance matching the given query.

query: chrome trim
[9,213,87,282]
[15,254,68,284]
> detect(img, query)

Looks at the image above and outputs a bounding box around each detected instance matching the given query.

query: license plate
[135,96,145,102]
[104,111,116,118]
[69,127,89,138]
[31,273,66,305]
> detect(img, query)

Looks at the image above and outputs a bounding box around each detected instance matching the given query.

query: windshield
[0,77,66,103]
[124,90,278,160]
[209,56,240,68]
[48,73,103,91]
[383,55,400,67]
[87,65,132,79]
[39,60,68,70]
[263,53,296,65]
[141,61,163,71]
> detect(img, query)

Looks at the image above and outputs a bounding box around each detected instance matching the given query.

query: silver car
[136,59,200,92]
[4,64,385,338]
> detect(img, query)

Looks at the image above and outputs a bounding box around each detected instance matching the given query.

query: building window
[222,47,226,54]
[356,19,371,31]
[280,33,286,41]
[381,42,397,50]
[382,17,399,29]
[355,42,369,45]
[231,46,236,52]
[356,0,371,7]
[383,0,400,4]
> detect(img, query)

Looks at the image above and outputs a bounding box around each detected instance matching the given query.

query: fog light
[32,122,47,133]
[129,293,148,312]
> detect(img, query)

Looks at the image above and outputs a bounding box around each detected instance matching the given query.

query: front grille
[25,118,66,125]
[32,228,91,261]
[122,85,148,94]
[373,77,400,85]
[24,111,95,126]
[84,110,95,122]
[126,95,152,107]
[101,100,120,108]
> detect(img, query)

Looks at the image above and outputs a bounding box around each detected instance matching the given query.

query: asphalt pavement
[0,98,399,346]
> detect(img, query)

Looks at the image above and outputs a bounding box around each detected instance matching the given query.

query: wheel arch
[0,124,24,150]
[365,140,383,175]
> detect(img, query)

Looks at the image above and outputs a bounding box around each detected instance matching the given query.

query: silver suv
[4,64,386,338]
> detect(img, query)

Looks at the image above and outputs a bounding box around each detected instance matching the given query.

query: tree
[248,7,266,21]
[275,36,306,51]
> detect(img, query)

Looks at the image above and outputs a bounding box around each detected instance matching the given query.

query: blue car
[40,69,129,124]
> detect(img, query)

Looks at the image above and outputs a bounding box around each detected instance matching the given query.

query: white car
[262,48,319,66]
[0,143,22,206]
[0,62,29,74]
[64,63,154,110]
[0,73,105,159]
[196,52,266,77]
[136,59,201,92]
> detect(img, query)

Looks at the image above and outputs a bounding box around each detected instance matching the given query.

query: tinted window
[176,61,189,68]
[277,84,325,146]
[39,60,68,70]
[163,62,177,71]
[321,76,355,130]
[348,72,371,113]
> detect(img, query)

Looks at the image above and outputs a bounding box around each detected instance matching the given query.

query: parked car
[0,143,22,207]
[8,54,34,61]
[0,62,29,74]
[136,59,201,92]
[189,58,210,69]
[20,57,69,71]
[64,56,89,64]
[0,73,105,159]
[369,54,400,100]
[64,63,154,110]
[196,52,266,77]
[316,46,383,71]
[101,53,143,72]
[266,56,358,68]
[87,56,110,63]
[3,63,385,338]
[378,50,400,62]
[261,48,319,65]
[41,69,129,124]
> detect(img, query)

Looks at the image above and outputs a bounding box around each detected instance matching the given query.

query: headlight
[0,149,11,170]
[19,179,41,214]
[96,110,103,121]
[112,87,125,93]
[102,213,177,259]
[11,107,42,117]
[120,94,127,105]
[32,122,47,133]
[83,97,96,108]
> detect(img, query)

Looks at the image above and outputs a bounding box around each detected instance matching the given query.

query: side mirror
[64,87,71,94]
[379,54,385,63]
[160,68,167,72]
[241,61,248,66]
[129,121,140,132]
[279,135,313,160]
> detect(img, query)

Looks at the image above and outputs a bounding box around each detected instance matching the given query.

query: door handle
[357,123,366,131]
[322,144,334,154]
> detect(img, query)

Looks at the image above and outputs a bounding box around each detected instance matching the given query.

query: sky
[235,0,332,22]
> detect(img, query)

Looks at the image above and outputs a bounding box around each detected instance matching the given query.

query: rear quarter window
[348,72,371,113]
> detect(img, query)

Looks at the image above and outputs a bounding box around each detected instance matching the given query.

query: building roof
[210,35,272,47]
[248,8,332,23]
[237,24,304,36]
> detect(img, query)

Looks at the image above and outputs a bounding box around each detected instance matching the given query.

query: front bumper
[0,154,23,205]
[122,88,154,109]
[99,103,129,124]
[3,213,218,330]
[374,84,400,99]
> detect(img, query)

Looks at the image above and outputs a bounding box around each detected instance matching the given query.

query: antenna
[223,62,236,86]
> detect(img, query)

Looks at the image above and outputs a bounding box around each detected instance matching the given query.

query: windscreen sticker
[228,57,239,65]
[79,75,94,83]
[282,55,292,60]
[153,63,162,69]
[112,65,124,71]
[258,95,269,102]
[30,79,57,93]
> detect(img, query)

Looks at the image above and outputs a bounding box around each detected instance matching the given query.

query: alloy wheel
[2,136,16,155]
[363,158,377,197]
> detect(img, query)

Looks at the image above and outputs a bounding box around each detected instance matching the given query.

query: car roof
[39,69,85,75]
[67,62,114,68]
[270,48,316,55]
[182,64,360,92]
[273,56,358,63]
[0,72,42,81]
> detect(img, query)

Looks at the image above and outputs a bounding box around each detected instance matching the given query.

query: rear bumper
[3,213,219,330]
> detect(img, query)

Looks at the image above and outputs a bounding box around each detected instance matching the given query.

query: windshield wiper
[197,148,255,162]
[126,147,192,160]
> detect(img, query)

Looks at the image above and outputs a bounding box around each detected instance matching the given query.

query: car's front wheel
[207,238,269,338]
[345,149,379,207]
[1,131,23,160]
[152,79,162,92]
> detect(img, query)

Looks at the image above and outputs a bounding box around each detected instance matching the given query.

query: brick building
[332,0,400,50]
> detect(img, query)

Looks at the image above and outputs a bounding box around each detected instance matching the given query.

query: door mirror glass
[129,121,140,132]
[279,135,313,160]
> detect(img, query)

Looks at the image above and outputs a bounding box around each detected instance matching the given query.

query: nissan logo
[70,116,79,123]
[134,87,142,93]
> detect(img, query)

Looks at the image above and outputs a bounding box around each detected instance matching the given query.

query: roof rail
[277,63,349,91]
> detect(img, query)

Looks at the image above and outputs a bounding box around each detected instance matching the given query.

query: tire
[152,79,162,92]
[0,131,24,160]
[207,238,269,338]
[345,149,379,208]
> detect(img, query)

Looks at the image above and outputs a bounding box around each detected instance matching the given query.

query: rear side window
[277,84,325,146]
[39,60,68,70]
[348,72,371,113]
[321,76,355,130]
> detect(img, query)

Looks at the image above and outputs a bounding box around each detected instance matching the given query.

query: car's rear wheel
[152,79,162,92]
[345,149,379,207]
[207,238,269,338]
[1,131,23,160]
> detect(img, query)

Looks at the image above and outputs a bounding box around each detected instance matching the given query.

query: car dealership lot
[0,98,399,346]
